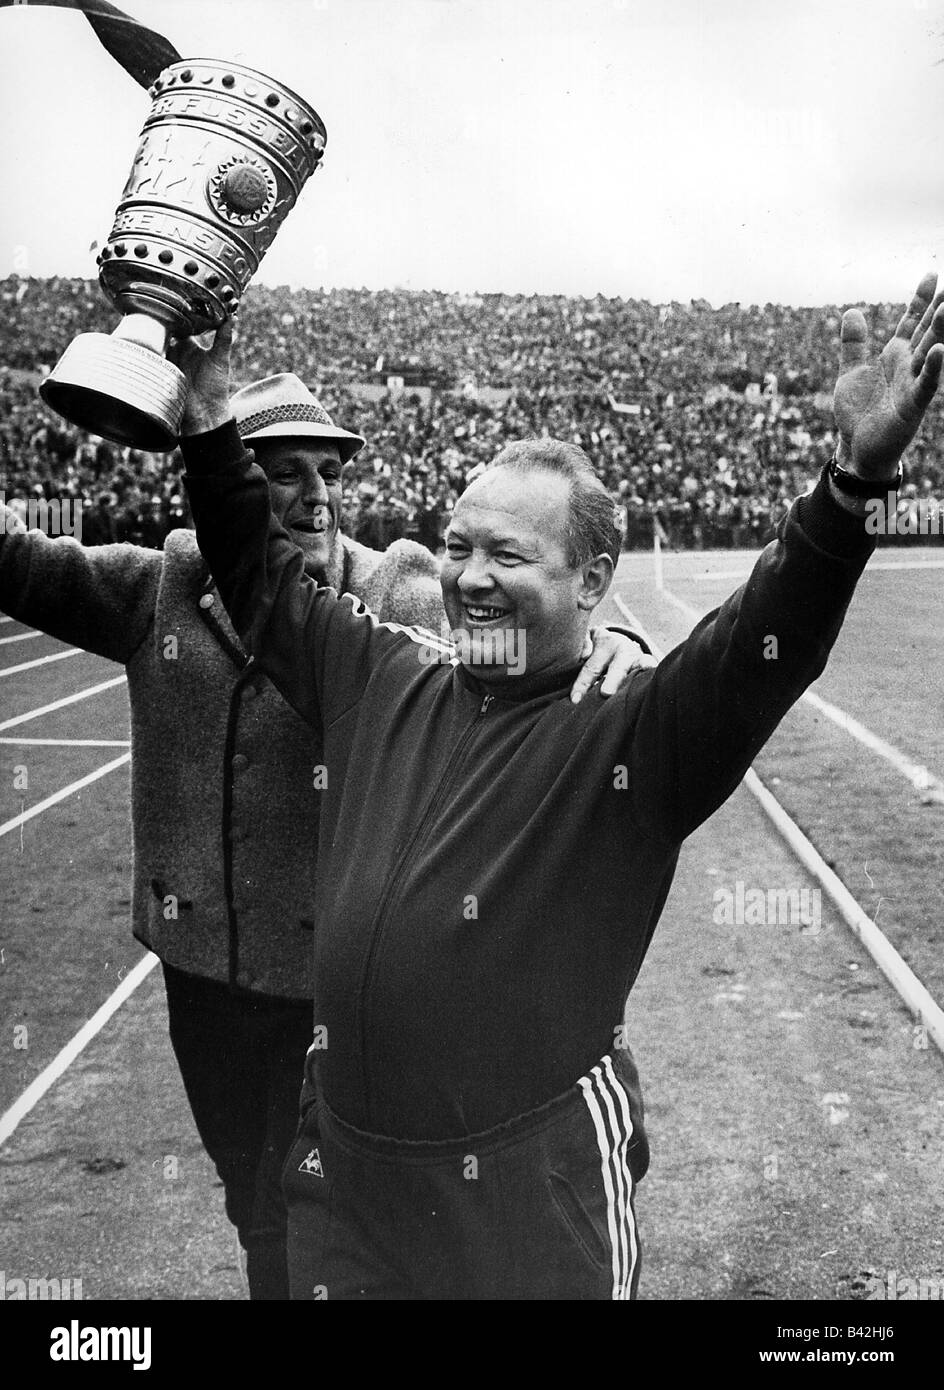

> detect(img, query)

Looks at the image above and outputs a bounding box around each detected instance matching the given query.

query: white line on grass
[743,766,944,1053]
[0,675,127,732]
[688,558,944,584]
[0,648,82,678]
[0,752,130,840]
[801,690,944,803]
[686,568,768,583]
[0,952,160,1149]
[0,738,131,747]
[868,558,944,572]
[0,631,42,646]
[657,586,944,804]
[613,592,944,1055]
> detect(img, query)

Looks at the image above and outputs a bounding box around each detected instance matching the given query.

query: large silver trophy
[41,59,326,451]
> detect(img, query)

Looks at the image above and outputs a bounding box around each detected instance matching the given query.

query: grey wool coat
[0,504,444,998]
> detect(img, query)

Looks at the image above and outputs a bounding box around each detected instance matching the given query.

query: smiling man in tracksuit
[178,275,944,1299]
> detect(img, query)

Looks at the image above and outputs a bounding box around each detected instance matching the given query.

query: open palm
[834,272,944,478]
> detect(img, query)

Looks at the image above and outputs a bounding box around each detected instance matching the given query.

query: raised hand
[169,318,235,437]
[833,272,944,479]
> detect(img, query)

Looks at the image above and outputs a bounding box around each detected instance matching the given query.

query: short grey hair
[485,439,623,568]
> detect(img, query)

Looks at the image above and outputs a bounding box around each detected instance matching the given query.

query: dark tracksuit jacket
[184,422,875,1300]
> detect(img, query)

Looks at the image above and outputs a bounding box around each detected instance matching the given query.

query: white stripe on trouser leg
[602,1054,639,1296]
[589,1068,631,1296]
[578,1072,622,1297]
[594,1061,637,1300]
[578,1058,638,1300]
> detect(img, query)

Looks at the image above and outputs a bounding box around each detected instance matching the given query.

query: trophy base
[40,333,188,453]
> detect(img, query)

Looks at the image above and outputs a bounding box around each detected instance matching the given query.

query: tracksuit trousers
[283,1051,646,1300]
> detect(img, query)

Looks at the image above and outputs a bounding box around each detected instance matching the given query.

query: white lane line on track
[688,558,944,584]
[0,648,82,678]
[0,675,127,732]
[0,616,13,624]
[0,631,42,646]
[0,671,137,1146]
[0,738,131,747]
[657,585,944,804]
[613,592,944,1056]
[0,952,160,1149]
[0,752,130,840]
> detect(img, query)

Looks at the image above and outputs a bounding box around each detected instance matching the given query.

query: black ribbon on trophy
[0,0,181,88]
[2,0,328,451]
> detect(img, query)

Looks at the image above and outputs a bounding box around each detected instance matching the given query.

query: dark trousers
[283,1052,644,1300]
[162,963,313,1300]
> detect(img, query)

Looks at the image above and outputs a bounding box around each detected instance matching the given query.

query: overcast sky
[1,0,942,305]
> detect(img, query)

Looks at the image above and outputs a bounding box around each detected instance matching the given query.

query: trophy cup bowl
[40,59,327,452]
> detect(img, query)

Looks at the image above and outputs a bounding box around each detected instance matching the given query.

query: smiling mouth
[462,604,511,626]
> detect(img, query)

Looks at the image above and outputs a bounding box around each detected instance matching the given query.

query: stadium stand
[3,276,943,550]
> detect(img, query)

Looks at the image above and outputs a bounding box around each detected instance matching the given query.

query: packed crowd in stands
[2,275,943,550]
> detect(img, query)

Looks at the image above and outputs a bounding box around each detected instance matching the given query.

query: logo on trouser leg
[298,1147,324,1177]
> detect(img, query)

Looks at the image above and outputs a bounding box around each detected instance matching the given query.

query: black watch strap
[827,451,902,498]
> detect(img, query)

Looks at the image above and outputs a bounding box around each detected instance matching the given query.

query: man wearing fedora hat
[0,338,650,1298]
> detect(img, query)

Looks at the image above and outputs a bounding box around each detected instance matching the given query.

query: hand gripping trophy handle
[40,59,326,452]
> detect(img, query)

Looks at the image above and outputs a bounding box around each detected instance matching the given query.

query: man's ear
[577,553,614,612]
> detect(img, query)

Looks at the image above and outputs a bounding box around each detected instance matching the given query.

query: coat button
[232,753,249,772]
[199,593,214,609]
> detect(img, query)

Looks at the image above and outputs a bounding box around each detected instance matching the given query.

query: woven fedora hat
[230,373,365,463]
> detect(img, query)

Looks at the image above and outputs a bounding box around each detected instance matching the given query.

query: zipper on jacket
[356,690,493,1118]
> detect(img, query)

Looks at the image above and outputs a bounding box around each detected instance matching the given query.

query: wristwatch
[827,450,902,498]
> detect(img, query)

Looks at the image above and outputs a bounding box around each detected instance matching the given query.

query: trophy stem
[113,313,171,355]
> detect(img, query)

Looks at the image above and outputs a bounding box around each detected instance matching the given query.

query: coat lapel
[192,532,353,671]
